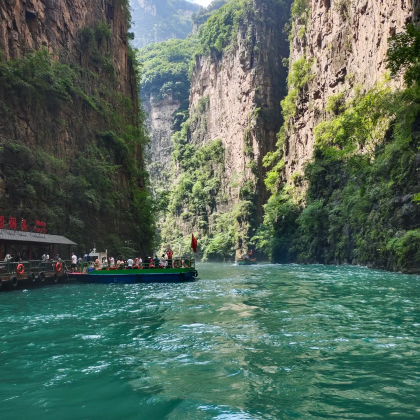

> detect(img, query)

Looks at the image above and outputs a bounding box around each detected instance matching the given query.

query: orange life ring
[55,262,62,272]
[173,260,181,268]
[16,264,25,275]
[183,260,190,268]
[149,263,154,269]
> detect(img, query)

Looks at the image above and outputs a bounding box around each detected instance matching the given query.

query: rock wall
[0,0,138,154]
[183,0,291,256]
[284,0,413,182]
[143,94,180,182]
[0,0,153,254]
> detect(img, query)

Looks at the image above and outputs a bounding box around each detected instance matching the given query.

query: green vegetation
[196,0,248,54]
[0,14,155,257]
[263,54,314,193]
[387,23,420,87]
[197,0,288,55]
[158,116,257,260]
[138,37,198,114]
[256,24,420,272]
[147,0,291,259]
[192,0,230,27]
[281,57,314,121]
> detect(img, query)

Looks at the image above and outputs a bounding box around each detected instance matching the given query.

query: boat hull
[237,261,257,265]
[70,268,196,284]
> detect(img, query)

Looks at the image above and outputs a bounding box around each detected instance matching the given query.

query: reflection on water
[0,263,420,419]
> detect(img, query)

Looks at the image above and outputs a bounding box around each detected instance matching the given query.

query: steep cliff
[160,0,292,258]
[258,0,420,273]
[138,37,197,183]
[283,0,413,181]
[138,0,229,188]
[0,0,154,255]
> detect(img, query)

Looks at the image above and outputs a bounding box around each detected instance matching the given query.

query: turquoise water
[1,263,419,419]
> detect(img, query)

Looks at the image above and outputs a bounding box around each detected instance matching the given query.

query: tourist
[136,256,142,268]
[4,253,11,262]
[71,253,77,272]
[127,257,133,269]
[161,254,168,268]
[45,253,50,261]
[110,256,115,267]
[167,248,173,267]
[153,255,160,265]
[77,256,83,272]
[54,254,60,261]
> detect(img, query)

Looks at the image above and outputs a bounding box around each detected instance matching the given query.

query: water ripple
[0,263,419,419]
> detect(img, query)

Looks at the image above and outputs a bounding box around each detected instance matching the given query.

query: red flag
[191,234,197,253]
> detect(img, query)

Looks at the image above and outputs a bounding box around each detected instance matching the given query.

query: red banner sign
[34,220,47,233]
[0,216,47,233]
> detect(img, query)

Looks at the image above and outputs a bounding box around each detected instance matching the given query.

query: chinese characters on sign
[0,217,47,233]
[21,219,28,231]
[9,217,17,230]
[34,220,47,233]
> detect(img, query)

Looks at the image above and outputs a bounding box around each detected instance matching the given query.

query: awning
[0,230,76,245]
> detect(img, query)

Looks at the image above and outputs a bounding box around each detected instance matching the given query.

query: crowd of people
[3,252,23,262]
[3,252,62,263]
[69,249,175,273]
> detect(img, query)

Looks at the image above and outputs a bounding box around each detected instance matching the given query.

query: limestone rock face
[184,0,290,256]
[0,1,150,251]
[0,0,138,153]
[284,0,413,182]
[143,95,180,182]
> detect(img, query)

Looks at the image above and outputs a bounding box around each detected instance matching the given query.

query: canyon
[153,0,292,258]
[142,0,420,272]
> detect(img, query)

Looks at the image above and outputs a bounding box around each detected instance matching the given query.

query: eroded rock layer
[284,0,413,181]
[0,0,137,151]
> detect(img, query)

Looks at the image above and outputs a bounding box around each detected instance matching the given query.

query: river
[0,263,419,419]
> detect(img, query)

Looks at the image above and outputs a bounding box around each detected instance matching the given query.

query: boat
[69,257,198,284]
[237,258,257,265]
[237,251,257,265]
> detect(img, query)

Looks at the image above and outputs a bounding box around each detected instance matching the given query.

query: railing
[0,260,72,276]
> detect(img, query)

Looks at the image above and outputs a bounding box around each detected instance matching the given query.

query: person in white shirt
[127,258,133,269]
[46,254,50,261]
[110,256,115,267]
[4,254,11,262]
[71,253,77,272]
